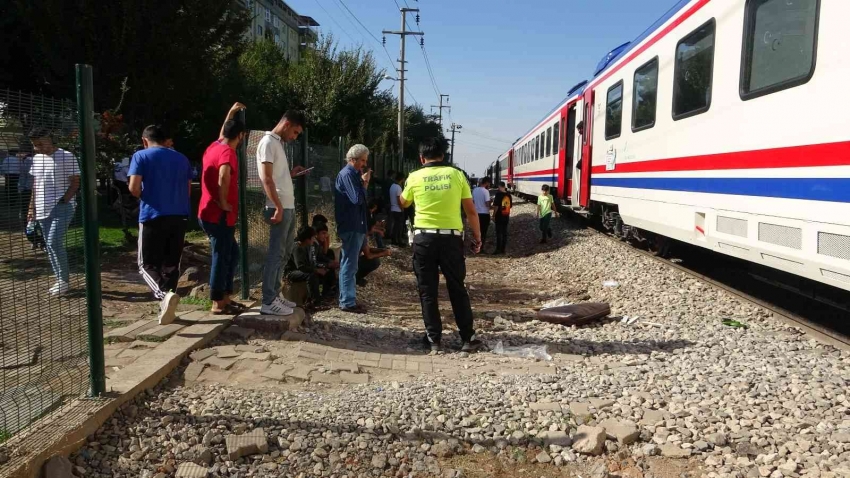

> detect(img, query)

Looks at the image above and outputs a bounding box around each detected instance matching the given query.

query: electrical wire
[312,0,358,45]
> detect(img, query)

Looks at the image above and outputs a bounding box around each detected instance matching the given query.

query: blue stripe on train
[514,177,557,182]
[592,177,850,203]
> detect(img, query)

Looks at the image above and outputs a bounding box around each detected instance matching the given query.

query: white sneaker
[159,292,180,325]
[277,294,297,309]
[48,281,70,297]
[261,297,294,316]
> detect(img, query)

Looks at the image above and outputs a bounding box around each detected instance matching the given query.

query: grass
[0,429,11,444]
[181,295,212,309]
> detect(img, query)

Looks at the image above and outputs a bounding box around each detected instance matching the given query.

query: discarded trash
[722,318,749,329]
[537,303,611,326]
[620,316,640,325]
[603,280,620,288]
[542,298,572,309]
[492,341,552,361]
[641,321,665,327]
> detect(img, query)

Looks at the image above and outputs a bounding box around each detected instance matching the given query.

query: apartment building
[239,0,319,62]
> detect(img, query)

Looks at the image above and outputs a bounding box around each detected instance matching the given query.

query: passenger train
[486,0,850,294]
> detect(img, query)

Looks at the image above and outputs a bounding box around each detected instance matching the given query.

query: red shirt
[198,141,238,226]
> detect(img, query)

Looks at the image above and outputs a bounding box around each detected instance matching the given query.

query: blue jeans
[199,215,239,301]
[40,203,74,283]
[261,207,296,305]
[338,231,365,309]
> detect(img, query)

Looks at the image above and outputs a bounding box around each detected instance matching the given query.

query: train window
[552,122,561,154]
[673,19,715,120]
[632,57,659,132]
[546,128,552,157]
[605,80,624,140]
[741,0,819,100]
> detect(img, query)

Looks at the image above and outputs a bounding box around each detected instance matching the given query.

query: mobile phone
[294,167,315,176]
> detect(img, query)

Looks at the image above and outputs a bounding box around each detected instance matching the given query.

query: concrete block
[285,366,314,382]
[190,348,217,361]
[225,428,268,460]
[240,352,271,361]
[203,356,237,371]
[212,345,240,358]
[310,372,342,384]
[137,323,186,341]
[260,364,292,381]
[330,362,359,373]
[175,462,209,477]
[340,372,369,384]
[104,320,156,342]
[184,362,206,382]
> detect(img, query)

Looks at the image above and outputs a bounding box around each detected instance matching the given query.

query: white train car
[511,86,585,199]
[581,0,850,291]
[496,151,511,188]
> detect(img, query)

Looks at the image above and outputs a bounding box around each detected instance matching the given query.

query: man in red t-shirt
[198,102,247,314]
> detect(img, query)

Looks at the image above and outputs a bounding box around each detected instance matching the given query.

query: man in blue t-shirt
[128,125,192,325]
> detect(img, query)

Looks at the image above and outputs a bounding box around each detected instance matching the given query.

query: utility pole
[430,94,450,125]
[384,8,423,165]
[447,122,462,165]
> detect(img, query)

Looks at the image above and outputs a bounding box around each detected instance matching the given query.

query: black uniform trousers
[494,216,509,253]
[411,232,474,344]
[390,211,407,246]
[478,213,491,247]
[138,215,187,300]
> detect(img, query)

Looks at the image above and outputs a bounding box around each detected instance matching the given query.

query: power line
[312,0,358,45]
[463,129,513,144]
[333,0,397,70]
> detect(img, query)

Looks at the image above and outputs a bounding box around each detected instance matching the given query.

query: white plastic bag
[602,280,620,288]
[491,341,552,361]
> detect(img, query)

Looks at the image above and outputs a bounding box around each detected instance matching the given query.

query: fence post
[338,136,346,170]
[76,64,105,397]
[297,129,309,228]
[236,109,250,300]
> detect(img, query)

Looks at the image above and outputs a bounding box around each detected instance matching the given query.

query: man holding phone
[399,137,483,353]
[256,110,307,316]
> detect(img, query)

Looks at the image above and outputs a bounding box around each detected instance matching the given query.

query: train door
[563,105,577,204]
[576,89,595,208]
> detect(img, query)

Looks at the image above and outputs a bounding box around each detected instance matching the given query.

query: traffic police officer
[399,138,483,353]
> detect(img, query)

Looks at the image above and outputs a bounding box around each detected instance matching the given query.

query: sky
[285,0,680,175]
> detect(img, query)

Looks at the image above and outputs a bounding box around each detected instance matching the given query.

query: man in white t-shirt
[472,177,492,249]
[27,128,80,296]
[256,110,307,316]
[388,172,406,246]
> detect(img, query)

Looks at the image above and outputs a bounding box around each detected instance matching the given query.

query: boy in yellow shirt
[537,184,557,244]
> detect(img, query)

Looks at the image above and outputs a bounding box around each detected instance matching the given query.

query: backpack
[500,194,511,216]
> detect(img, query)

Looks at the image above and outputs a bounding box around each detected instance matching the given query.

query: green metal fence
[235,132,409,298]
[0,65,103,440]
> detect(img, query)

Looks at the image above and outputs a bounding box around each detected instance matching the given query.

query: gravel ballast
[67,201,850,478]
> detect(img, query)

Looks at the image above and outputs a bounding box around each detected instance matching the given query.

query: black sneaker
[461,339,484,353]
[430,342,442,353]
[418,334,441,352]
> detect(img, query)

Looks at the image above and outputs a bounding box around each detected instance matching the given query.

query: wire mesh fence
[235,130,420,299]
[0,88,92,438]
[236,130,304,300]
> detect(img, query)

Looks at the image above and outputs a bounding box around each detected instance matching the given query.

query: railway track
[585,222,850,351]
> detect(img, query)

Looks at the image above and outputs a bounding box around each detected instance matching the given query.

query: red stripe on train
[513,169,558,177]
[589,0,712,91]
[591,141,850,175]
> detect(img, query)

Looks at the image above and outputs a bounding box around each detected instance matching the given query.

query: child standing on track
[537,184,557,244]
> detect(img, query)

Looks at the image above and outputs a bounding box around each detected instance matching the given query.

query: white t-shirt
[256,132,294,209]
[389,183,403,212]
[32,148,80,220]
[472,186,491,214]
